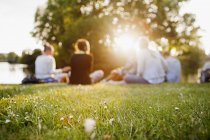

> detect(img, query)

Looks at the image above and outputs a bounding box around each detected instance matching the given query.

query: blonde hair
[74,39,90,54]
[44,42,54,52]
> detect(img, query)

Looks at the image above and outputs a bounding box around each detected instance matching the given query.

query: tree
[20,49,42,73]
[178,46,205,81]
[0,53,7,62]
[7,52,20,63]
[32,0,202,75]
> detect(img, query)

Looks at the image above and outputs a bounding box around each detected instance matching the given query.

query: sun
[114,33,137,51]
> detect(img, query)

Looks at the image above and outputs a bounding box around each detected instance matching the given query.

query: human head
[74,39,90,54]
[162,50,170,58]
[43,43,54,55]
[137,37,149,49]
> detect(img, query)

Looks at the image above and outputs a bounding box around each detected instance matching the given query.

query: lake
[0,62,28,84]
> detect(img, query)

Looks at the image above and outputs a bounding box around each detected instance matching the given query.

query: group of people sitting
[33,37,184,85]
[102,37,181,84]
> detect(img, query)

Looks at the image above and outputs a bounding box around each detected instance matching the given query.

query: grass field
[0,83,210,140]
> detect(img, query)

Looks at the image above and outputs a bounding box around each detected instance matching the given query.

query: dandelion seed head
[84,118,96,134]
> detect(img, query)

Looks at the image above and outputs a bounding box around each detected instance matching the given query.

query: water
[0,62,28,84]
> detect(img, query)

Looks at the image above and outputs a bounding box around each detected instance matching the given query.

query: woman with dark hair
[69,39,104,85]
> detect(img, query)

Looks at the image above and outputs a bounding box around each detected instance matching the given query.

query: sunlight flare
[114,33,136,51]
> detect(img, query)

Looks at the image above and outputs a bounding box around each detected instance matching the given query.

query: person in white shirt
[35,43,70,83]
[163,51,181,82]
[124,37,167,84]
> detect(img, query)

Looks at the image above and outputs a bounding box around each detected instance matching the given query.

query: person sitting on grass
[101,52,137,84]
[69,39,104,85]
[163,51,181,83]
[200,57,210,83]
[124,37,168,84]
[35,43,71,83]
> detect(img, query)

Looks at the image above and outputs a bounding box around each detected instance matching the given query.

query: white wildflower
[104,105,108,109]
[60,117,65,121]
[109,118,114,125]
[69,115,74,119]
[84,118,96,134]
[5,119,11,123]
[175,107,179,110]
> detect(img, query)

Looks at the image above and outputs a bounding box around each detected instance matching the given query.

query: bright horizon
[0,0,210,55]
[0,0,47,55]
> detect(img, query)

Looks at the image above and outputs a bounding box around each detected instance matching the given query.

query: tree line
[3,0,205,81]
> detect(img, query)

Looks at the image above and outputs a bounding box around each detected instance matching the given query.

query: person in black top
[69,39,104,85]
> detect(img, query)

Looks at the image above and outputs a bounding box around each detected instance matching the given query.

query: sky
[0,0,210,55]
[181,0,210,55]
[0,0,47,55]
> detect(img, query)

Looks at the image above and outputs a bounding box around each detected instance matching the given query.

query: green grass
[0,83,210,140]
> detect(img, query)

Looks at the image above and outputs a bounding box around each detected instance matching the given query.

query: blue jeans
[39,77,58,83]
[124,74,149,84]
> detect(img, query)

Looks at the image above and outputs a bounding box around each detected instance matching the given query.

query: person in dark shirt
[69,39,104,85]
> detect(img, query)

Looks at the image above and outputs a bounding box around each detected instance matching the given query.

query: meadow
[0,83,210,140]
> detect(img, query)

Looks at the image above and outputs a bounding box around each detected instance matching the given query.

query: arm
[90,54,94,72]
[121,57,136,74]
[48,57,62,74]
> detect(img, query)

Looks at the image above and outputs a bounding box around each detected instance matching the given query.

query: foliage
[7,52,20,63]
[0,53,7,62]
[0,84,210,139]
[20,49,42,73]
[178,46,206,81]
[32,0,202,74]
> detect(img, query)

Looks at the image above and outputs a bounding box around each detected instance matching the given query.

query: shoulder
[36,55,42,60]
[36,55,47,61]
[46,55,55,62]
